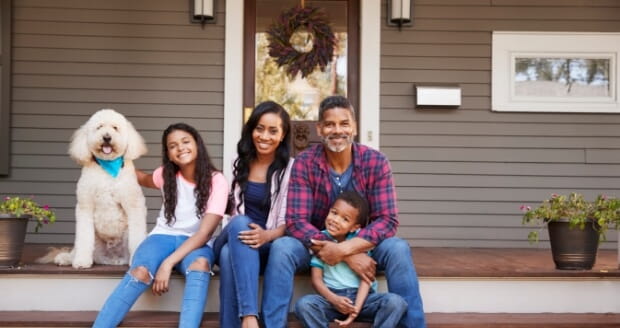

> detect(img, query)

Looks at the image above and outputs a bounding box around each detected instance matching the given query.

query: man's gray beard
[321,135,352,153]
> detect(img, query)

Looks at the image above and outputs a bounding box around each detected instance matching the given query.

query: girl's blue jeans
[92,234,215,328]
[294,287,407,328]
[213,215,271,327]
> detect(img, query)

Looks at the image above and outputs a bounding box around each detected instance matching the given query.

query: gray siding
[381,0,620,248]
[1,0,225,243]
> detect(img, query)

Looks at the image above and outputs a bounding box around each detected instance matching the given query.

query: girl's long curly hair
[161,123,218,225]
[233,101,291,212]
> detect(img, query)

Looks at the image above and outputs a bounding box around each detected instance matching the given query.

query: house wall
[381,0,620,248]
[2,0,620,248]
[0,0,225,243]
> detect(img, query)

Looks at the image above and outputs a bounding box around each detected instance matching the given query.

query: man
[261,95,426,327]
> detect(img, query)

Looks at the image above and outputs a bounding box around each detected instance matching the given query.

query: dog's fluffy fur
[39,109,148,268]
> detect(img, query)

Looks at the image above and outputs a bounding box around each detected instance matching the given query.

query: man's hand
[344,253,376,284]
[311,239,347,265]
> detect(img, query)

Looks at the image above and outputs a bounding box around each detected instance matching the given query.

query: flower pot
[0,214,29,267]
[548,220,599,270]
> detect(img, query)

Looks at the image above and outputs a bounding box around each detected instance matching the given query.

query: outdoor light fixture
[387,0,412,28]
[191,0,215,25]
[415,84,461,108]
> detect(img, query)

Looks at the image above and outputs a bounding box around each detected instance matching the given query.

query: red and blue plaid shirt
[286,143,399,248]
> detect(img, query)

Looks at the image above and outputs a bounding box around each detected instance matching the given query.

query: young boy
[294,191,407,327]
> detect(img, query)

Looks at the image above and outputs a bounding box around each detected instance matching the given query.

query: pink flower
[3,196,9,201]
[551,193,558,198]
[43,219,49,224]
[43,205,50,210]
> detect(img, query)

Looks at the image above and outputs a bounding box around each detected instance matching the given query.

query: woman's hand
[152,261,173,296]
[238,222,270,248]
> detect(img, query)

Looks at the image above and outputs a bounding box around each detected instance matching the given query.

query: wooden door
[244,0,359,156]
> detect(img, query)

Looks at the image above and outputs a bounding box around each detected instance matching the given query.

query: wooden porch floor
[2,243,618,277]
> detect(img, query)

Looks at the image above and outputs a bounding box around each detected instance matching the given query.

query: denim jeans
[262,236,426,328]
[92,234,214,328]
[213,215,270,327]
[294,287,407,328]
[261,236,311,328]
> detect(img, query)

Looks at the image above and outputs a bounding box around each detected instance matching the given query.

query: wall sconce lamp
[387,0,413,29]
[191,0,216,26]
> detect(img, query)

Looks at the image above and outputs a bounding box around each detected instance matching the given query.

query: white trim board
[223,1,381,181]
[2,275,619,313]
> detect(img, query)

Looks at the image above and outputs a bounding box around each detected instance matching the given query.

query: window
[492,32,619,113]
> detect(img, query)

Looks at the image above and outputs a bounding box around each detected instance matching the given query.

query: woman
[93,123,228,328]
[213,101,293,328]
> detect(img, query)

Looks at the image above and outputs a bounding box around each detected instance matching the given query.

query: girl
[93,123,229,328]
[213,101,293,328]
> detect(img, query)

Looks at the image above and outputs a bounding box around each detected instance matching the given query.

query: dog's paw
[53,252,73,266]
[108,258,128,266]
[71,255,93,269]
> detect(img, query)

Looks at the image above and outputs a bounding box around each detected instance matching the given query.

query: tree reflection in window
[514,58,610,97]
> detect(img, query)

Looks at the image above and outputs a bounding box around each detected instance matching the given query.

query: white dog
[44,109,148,269]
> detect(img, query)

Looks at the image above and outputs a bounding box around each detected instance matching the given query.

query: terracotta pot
[0,214,29,267]
[548,220,599,270]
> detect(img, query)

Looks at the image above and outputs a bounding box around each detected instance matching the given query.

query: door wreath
[266,5,336,78]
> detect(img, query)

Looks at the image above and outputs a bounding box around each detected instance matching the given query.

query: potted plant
[521,193,620,270]
[0,196,56,267]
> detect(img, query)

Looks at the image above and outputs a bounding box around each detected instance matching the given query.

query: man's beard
[321,133,353,153]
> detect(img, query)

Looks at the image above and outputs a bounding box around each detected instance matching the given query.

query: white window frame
[492,32,620,113]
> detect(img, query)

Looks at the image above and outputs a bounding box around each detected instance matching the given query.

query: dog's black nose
[103,135,111,143]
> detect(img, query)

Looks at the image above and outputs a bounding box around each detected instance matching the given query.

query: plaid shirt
[286,143,399,248]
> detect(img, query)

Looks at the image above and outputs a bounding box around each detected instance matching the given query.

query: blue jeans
[262,236,426,328]
[213,215,271,327]
[295,288,407,328]
[92,234,215,328]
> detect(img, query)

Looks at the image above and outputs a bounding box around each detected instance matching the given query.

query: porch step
[0,311,619,327]
[1,245,619,315]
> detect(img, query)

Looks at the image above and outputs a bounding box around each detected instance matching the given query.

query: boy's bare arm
[334,280,371,327]
[310,267,356,315]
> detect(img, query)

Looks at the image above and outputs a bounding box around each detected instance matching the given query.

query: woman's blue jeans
[213,215,270,327]
[262,236,426,328]
[295,287,407,328]
[92,234,215,328]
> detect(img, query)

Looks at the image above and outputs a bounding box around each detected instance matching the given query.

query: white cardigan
[223,158,294,230]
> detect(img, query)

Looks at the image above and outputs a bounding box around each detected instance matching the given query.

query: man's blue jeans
[262,236,426,328]
[295,287,407,328]
[92,234,214,328]
[213,215,270,327]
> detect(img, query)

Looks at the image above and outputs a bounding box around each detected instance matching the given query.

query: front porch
[0,245,618,327]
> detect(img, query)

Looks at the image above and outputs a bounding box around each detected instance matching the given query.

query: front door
[244,0,359,156]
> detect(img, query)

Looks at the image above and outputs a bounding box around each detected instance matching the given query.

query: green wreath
[266,5,336,78]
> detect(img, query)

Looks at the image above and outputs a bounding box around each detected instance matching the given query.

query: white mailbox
[415,85,461,107]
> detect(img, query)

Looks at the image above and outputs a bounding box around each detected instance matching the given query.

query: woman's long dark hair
[233,101,291,212]
[161,123,218,225]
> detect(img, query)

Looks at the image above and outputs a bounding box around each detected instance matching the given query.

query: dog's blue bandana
[95,157,124,178]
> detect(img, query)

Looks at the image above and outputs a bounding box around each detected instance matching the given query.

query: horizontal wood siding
[381,0,620,248]
[0,0,225,243]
